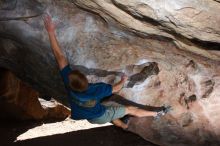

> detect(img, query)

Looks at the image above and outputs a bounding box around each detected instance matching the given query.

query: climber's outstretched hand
[112,74,128,93]
[121,74,128,83]
[43,13,68,70]
[43,14,55,33]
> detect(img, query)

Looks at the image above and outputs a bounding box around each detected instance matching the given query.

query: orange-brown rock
[0,68,70,121]
[0,68,45,120]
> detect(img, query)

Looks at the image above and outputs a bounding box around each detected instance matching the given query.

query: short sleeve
[60,65,72,86]
[94,83,113,100]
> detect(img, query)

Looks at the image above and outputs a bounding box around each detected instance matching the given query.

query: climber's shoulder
[60,64,72,85]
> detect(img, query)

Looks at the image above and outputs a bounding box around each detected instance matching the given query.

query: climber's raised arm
[43,14,68,70]
[112,75,128,93]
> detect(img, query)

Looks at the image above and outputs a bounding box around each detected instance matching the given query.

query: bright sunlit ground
[16,118,111,141]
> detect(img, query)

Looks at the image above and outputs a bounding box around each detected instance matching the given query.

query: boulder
[75,0,220,60]
[0,0,219,146]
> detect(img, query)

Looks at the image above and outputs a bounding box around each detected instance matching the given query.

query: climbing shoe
[120,115,131,124]
[154,105,172,120]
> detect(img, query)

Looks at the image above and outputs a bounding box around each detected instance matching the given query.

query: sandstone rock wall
[0,0,219,146]
[74,0,220,60]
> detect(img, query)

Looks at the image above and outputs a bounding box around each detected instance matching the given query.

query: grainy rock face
[0,0,220,146]
[75,0,220,60]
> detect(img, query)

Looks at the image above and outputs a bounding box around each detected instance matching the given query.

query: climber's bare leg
[112,119,128,129]
[125,106,157,117]
[111,106,157,130]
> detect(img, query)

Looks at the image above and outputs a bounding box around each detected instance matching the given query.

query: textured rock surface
[0,0,220,146]
[75,0,220,60]
[0,68,70,120]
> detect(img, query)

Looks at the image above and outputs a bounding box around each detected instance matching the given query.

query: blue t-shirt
[60,65,113,120]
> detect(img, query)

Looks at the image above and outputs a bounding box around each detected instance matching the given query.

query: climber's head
[68,70,88,92]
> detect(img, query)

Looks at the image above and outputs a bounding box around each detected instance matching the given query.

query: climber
[43,14,168,130]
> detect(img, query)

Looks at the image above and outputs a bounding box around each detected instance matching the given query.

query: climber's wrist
[48,29,55,33]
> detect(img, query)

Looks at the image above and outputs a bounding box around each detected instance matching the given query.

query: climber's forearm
[48,32,68,70]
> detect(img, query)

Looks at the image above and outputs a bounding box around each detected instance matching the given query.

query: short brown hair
[68,70,88,92]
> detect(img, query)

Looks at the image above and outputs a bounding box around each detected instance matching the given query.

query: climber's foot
[154,105,172,120]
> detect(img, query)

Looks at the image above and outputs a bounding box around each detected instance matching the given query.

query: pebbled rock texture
[74,0,220,60]
[0,0,220,146]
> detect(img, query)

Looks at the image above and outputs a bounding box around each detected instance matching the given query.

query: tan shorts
[88,104,126,124]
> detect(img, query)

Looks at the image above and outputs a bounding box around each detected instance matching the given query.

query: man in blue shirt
[44,14,160,129]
